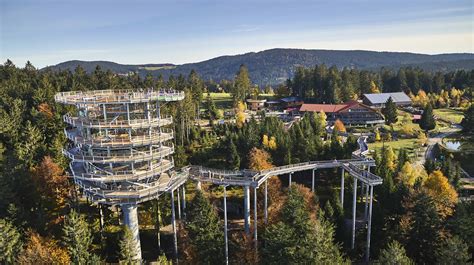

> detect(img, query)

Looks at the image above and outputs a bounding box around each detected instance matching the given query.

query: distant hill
[44,49,474,86]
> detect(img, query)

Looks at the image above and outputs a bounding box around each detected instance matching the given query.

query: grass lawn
[202,92,277,110]
[382,110,421,133]
[434,108,464,124]
[368,138,421,159]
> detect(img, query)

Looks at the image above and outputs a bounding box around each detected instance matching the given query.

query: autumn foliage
[19,230,70,265]
[31,156,72,228]
[333,119,346,133]
[423,170,458,218]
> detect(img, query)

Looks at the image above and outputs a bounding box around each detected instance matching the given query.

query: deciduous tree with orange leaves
[31,156,72,230]
[18,230,70,265]
[333,119,346,133]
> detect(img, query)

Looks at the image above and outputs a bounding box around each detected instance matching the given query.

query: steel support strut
[177,187,181,219]
[223,186,229,265]
[182,185,186,219]
[366,185,374,262]
[253,187,258,253]
[171,190,178,260]
[352,177,357,249]
[341,168,345,207]
[264,180,268,224]
[244,186,250,234]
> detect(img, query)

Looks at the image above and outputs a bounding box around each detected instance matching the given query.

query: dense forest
[46,48,474,86]
[286,65,473,104]
[1,59,473,264]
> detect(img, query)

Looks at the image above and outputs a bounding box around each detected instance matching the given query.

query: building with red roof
[299,101,385,126]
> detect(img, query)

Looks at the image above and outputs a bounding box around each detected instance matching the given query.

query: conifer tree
[420,103,436,131]
[226,139,240,170]
[436,236,471,265]
[382,97,398,125]
[263,186,347,264]
[0,219,22,264]
[119,226,139,264]
[461,104,474,133]
[62,210,93,264]
[232,64,251,104]
[186,190,224,263]
[403,191,442,264]
[377,241,414,265]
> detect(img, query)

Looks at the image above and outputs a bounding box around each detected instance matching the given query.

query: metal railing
[63,114,173,129]
[65,128,174,147]
[63,145,174,163]
[70,160,174,183]
[55,89,185,104]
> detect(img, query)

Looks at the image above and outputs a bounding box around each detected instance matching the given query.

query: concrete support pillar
[122,204,142,261]
[253,187,258,252]
[340,168,345,208]
[289,173,292,188]
[351,178,358,249]
[311,169,316,192]
[171,190,178,260]
[244,186,250,234]
[223,186,229,265]
[366,185,374,263]
[264,180,268,224]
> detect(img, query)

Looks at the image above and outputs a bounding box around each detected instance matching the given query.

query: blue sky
[1,0,472,68]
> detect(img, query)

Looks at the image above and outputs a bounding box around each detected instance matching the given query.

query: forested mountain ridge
[44,48,474,86]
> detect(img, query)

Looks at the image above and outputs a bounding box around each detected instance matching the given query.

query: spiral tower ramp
[55,89,185,260]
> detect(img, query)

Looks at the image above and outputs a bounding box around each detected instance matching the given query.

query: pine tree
[420,103,436,131]
[377,241,414,265]
[436,236,471,265]
[186,190,224,263]
[232,64,251,104]
[404,191,442,264]
[62,210,93,264]
[119,226,139,264]
[382,97,398,125]
[226,139,240,170]
[461,104,474,133]
[263,186,347,264]
[0,219,22,264]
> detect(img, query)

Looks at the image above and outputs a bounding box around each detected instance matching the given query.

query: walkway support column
[341,168,345,207]
[223,186,229,265]
[156,199,161,252]
[264,180,268,224]
[122,204,142,261]
[182,186,186,219]
[253,187,258,253]
[311,169,316,192]
[244,186,250,234]
[177,187,182,219]
[364,183,369,221]
[289,173,292,188]
[196,180,202,191]
[351,177,358,249]
[171,190,178,260]
[365,185,374,263]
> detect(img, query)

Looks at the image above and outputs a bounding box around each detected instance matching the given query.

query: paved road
[420,125,462,165]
